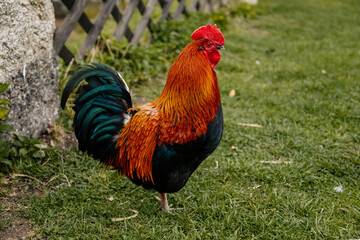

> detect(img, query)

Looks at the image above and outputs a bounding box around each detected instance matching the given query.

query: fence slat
[101,0,134,42]
[54,0,90,54]
[209,0,215,13]
[54,0,230,63]
[199,0,208,11]
[173,0,187,19]
[130,0,158,45]
[159,0,173,20]
[188,0,198,11]
[113,0,140,41]
[59,45,74,64]
[77,0,117,58]
[61,0,93,33]
[217,0,223,9]
[137,1,154,33]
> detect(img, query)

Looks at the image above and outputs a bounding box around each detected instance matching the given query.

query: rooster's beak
[217,45,225,50]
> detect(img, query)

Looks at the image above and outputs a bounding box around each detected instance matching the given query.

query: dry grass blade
[60,173,72,186]
[106,39,115,60]
[46,174,71,186]
[238,123,263,128]
[111,210,139,222]
[62,58,74,83]
[118,201,129,206]
[11,173,45,185]
[47,174,60,184]
[260,161,291,164]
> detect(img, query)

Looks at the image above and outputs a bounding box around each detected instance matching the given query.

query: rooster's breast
[131,105,223,193]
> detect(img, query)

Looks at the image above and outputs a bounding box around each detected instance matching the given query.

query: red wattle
[200,49,221,68]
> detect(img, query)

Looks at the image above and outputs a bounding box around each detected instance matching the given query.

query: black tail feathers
[61,63,132,160]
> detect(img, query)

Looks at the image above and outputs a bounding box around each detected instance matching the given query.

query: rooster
[61,24,225,212]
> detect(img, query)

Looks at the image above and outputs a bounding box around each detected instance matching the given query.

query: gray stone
[0,0,59,138]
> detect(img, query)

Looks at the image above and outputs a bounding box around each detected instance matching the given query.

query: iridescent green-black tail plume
[61,63,132,160]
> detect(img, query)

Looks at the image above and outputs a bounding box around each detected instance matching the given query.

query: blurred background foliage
[1,0,257,173]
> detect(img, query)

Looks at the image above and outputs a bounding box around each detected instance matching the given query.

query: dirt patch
[39,122,78,149]
[0,122,78,239]
[0,178,42,239]
[0,219,33,240]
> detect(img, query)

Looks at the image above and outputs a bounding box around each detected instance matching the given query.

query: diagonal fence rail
[53,0,230,64]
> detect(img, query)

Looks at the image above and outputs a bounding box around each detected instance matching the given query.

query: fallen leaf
[2,178,9,185]
[229,89,236,97]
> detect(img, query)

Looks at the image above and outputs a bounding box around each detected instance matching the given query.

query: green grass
[3,0,360,239]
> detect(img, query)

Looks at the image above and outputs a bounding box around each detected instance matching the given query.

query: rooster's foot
[155,193,184,213]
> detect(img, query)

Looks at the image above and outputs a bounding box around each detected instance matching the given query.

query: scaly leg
[155,193,183,213]
[159,193,170,212]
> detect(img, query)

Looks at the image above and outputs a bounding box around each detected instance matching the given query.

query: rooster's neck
[157,41,220,109]
[153,41,221,144]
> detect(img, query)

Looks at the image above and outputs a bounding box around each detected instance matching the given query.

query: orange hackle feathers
[112,103,159,183]
[156,40,221,144]
[108,38,221,183]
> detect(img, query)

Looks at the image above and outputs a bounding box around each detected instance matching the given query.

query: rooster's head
[191,24,225,68]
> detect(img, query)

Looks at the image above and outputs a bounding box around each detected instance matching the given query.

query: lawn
[1,0,360,239]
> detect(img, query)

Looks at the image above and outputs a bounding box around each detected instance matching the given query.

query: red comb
[191,24,224,45]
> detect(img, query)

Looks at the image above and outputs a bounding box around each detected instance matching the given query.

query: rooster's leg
[155,193,170,212]
[155,193,183,213]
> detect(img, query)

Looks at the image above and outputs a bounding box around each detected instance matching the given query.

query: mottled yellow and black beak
[217,45,225,50]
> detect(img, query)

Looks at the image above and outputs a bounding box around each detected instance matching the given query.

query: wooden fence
[53,0,230,64]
